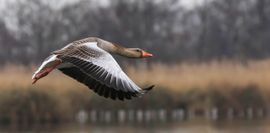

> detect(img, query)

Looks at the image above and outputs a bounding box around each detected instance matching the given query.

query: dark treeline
[0,0,270,64]
[0,85,267,124]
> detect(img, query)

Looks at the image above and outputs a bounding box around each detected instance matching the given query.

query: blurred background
[0,0,270,132]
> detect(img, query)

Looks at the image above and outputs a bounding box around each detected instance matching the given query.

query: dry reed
[0,64,88,96]
[0,60,270,123]
[128,59,270,92]
[1,59,270,93]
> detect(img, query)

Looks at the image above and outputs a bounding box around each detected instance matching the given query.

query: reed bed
[128,59,270,92]
[2,59,270,92]
[0,65,85,92]
[0,60,270,123]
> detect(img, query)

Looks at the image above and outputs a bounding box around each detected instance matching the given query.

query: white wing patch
[81,42,141,92]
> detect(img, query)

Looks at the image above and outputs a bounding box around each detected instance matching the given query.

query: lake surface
[1,120,269,133]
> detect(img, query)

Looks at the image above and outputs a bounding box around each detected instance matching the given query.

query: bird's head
[123,48,153,58]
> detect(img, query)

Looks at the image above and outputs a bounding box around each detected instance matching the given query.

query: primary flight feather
[32,37,154,101]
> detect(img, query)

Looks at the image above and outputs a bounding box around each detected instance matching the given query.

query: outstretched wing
[55,41,153,100]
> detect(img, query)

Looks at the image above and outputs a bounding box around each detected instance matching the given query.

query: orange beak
[142,51,153,58]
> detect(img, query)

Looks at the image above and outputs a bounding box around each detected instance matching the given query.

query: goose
[32,37,154,101]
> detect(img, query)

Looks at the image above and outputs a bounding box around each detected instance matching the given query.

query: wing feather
[54,41,153,100]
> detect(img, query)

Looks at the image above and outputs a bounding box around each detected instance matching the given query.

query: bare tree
[1,0,270,64]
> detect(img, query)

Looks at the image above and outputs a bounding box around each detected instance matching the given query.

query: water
[0,120,269,133]
[0,108,269,132]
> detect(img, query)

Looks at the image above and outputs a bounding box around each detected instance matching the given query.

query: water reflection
[0,120,269,133]
[75,108,267,124]
[0,108,269,133]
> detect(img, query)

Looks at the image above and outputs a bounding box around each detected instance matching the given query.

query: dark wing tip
[143,85,155,92]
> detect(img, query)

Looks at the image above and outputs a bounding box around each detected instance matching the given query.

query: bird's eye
[136,49,140,52]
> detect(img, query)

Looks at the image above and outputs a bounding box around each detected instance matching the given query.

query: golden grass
[0,65,86,94]
[1,59,270,93]
[128,59,270,92]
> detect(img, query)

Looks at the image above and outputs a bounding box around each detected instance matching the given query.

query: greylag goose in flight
[32,37,154,100]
